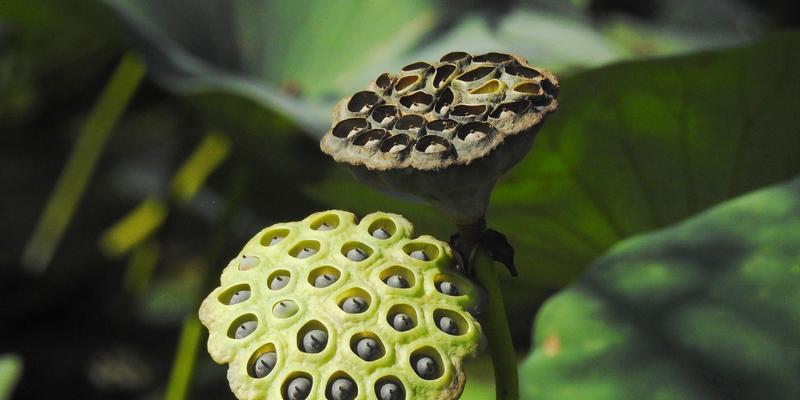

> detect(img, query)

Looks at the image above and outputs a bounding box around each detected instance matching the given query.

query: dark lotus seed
[270,275,290,290]
[330,377,356,400]
[414,356,438,380]
[302,329,328,353]
[314,273,337,288]
[391,313,413,331]
[235,320,257,339]
[346,248,368,261]
[437,316,459,335]
[437,281,459,296]
[372,227,390,239]
[384,275,409,288]
[409,250,429,261]
[341,297,368,313]
[286,376,312,400]
[228,290,251,305]
[252,352,277,378]
[378,382,404,400]
[355,338,380,361]
[297,247,317,258]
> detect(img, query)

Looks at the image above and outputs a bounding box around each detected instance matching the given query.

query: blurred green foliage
[521,176,800,399]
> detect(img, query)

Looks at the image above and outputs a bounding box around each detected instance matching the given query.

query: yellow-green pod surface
[199,210,483,400]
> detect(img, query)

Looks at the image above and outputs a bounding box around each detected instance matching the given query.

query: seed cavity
[401,61,432,72]
[370,104,399,126]
[228,314,258,339]
[394,114,426,135]
[505,65,540,79]
[298,321,329,353]
[375,73,394,91]
[347,91,382,114]
[351,333,385,362]
[434,309,468,336]
[387,304,417,332]
[414,135,450,155]
[332,118,368,139]
[473,52,514,64]
[433,87,454,114]
[342,242,372,261]
[440,51,471,64]
[290,241,320,259]
[399,91,434,113]
[341,296,368,313]
[394,75,420,93]
[489,100,531,120]
[268,270,291,290]
[328,376,357,400]
[273,300,299,318]
[219,284,251,305]
[404,242,439,261]
[368,218,396,239]
[353,129,388,148]
[379,134,412,155]
[308,266,340,288]
[436,280,459,296]
[425,119,458,136]
[457,121,492,143]
[433,63,457,89]
[284,375,313,400]
[411,348,444,380]
[450,104,487,119]
[238,255,261,271]
[376,378,406,400]
[455,66,495,82]
[228,289,250,305]
[311,214,340,231]
[248,344,277,378]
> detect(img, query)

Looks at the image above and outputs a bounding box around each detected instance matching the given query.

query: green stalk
[472,244,519,400]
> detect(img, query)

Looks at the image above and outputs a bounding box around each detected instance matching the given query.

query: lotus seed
[355,337,380,361]
[424,143,447,153]
[366,138,381,146]
[341,296,368,313]
[389,144,406,153]
[371,227,391,239]
[302,329,328,353]
[409,250,429,261]
[378,382,404,400]
[437,281,459,296]
[235,320,257,339]
[252,352,276,378]
[270,274,290,290]
[296,247,317,258]
[414,356,438,380]
[269,236,283,246]
[391,313,413,331]
[313,273,337,288]
[239,255,260,271]
[384,275,409,288]
[437,316,459,335]
[330,377,356,400]
[228,290,251,305]
[464,131,486,142]
[346,247,368,261]
[317,222,334,231]
[286,376,312,400]
[273,300,299,318]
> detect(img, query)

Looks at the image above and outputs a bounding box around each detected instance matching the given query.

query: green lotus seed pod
[199,210,483,399]
[320,52,559,226]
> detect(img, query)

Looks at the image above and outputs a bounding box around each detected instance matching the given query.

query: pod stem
[456,219,518,400]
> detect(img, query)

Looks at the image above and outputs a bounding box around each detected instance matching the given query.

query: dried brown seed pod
[320,51,559,225]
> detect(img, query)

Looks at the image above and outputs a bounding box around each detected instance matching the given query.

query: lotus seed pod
[321,52,559,225]
[199,210,483,399]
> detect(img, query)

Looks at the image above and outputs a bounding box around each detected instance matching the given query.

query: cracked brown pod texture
[320,51,559,225]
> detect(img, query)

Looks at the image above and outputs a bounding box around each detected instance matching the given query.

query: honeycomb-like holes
[247,343,278,378]
[268,269,292,291]
[433,309,469,336]
[410,347,445,381]
[433,87,454,115]
[425,119,458,138]
[403,241,440,261]
[400,61,432,73]
[379,266,416,289]
[413,135,451,155]
[260,228,290,247]
[369,105,399,127]
[399,91,434,113]
[433,273,469,297]
[473,52,514,64]
[375,73,394,92]
[455,66,495,83]
[227,313,258,339]
[394,75,420,93]
[337,287,372,314]
[289,240,321,259]
[394,114,426,135]
[469,79,503,95]
[332,118,368,139]
[325,371,358,400]
[347,91,382,114]
[307,266,341,288]
[504,65,541,79]
[450,104,487,120]
[379,134,412,155]
[512,82,543,97]
[341,241,374,261]
[432,64,457,89]
[310,213,340,231]
[386,304,418,332]
[440,51,471,64]
[456,121,493,144]
[353,129,388,148]
[282,371,314,400]
[374,376,406,400]
[297,320,329,353]
[218,283,251,305]
[367,218,397,239]
[489,100,531,120]
[349,331,386,362]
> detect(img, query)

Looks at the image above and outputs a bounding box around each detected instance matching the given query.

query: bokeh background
[2,0,799,399]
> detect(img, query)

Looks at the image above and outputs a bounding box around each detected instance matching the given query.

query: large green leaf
[308,32,800,340]
[520,176,800,399]
[0,354,22,400]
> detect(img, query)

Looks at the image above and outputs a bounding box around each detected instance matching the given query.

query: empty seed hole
[434,87,454,114]
[387,304,418,332]
[219,284,251,305]
[440,51,470,64]
[394,75,420,92]
[375,376,406,400]
[369,105,399,126]
[456,66,495,82]
[273,299,299,318]
[338,288,371,314]
[394,115,426,133]
[473,52,513,64]
[297,320,329,353]
[399,91,434,112]
[260,228,289,247]
[403,242,440,261]
[228,314,258,339]
[268,270,291,290]
[367,218,396,239]
[489,100,531,120]
[238,255,261,271]
[410,347,444,380]
[425,119,458,135]
[247,343,277,378]
[289,240,321,259]
[401,61,432,72]
[308,266,341,288]
[347,91,382,114]
[433,64,457,88]
[433,309,468,336]
[469,79,503,95]
[326,372,358,400]
[513,82,542,96]
[341,241,373,262]
[504,65,540,79]
[450,104,487,118]
[353,129,388,147]
[332,118,369,139]
[375,73,394,91]
[380,266,416,289]
[349,332,385,362]
[282,372,313,400]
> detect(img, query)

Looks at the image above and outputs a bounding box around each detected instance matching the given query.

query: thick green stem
[472,244,518,400]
